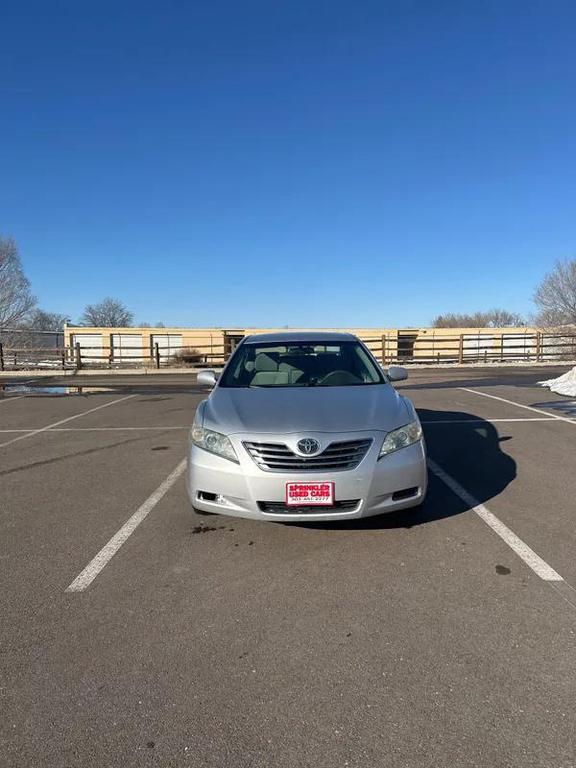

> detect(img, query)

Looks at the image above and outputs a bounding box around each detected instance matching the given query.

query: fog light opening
[197,491,217,502]
[392,487,419,501]
[197,491,232,506]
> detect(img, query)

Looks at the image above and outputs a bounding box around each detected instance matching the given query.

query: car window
[219,341,385,387]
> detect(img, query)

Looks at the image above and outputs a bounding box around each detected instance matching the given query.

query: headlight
[379,420,422,459]
[191,424,239,463]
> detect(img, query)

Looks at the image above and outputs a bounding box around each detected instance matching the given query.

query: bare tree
[0,237,37,337]
[432,309,525,328]
[484,308,525,327]
[26,309,70,330]
[14,309,70,349]
[534,259,576,327]
[80,297,134,327]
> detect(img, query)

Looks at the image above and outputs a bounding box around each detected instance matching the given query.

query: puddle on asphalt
[0,385,115,395]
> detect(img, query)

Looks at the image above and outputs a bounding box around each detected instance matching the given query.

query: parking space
[1,367,575,767]
[398,372,576,587]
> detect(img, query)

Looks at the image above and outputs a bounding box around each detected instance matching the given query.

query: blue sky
[1,0,575,327]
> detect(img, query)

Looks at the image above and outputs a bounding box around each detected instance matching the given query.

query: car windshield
[219,341,386,388]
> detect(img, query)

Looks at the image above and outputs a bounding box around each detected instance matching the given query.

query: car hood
[202,385,411,435]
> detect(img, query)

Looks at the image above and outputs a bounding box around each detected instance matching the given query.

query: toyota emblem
[297,438,320,455]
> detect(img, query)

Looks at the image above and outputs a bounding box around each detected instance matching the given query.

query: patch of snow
[539,366,576,396]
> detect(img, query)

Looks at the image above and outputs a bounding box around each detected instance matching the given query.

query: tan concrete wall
[64,325,541,364]
[65,327,226,365]
[64,326,389,363]
[380,327,538,361]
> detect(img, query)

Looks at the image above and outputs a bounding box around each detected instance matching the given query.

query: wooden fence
[0,340,225,371]
[380,332,576,364]
[0,332,575,371]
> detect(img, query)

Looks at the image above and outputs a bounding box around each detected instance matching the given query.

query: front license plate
[286,482,335,506]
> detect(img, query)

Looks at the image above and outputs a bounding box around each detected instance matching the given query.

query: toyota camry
[188,332,427,521]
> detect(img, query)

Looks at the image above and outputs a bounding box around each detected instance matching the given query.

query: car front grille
[243,439,373,472]
[258,499,361,515]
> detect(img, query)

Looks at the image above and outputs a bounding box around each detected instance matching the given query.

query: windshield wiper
[247,384,301,388]
[316,381,379,387]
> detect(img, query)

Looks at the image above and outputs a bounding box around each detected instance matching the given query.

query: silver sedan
[187,332,427,521]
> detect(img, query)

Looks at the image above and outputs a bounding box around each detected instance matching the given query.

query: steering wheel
[318,370,362,386]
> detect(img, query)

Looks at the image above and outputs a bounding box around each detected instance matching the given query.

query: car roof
[242,331,358,344]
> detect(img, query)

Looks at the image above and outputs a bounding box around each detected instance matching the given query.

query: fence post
[61,349,66,370]
[155,342,160,369]
[75,342,82,370]
[0,342,4,371]
[458,335,463,364]
[381,335,386,365]
[535,332,541,362]
[500,333,505,363]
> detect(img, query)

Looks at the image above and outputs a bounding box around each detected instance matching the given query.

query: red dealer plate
[286,482,335,506]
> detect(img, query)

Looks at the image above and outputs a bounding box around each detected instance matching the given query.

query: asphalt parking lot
[1,365,575,768]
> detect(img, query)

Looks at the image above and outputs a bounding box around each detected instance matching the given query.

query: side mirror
[387,365,408,382]
[197,370,218,387]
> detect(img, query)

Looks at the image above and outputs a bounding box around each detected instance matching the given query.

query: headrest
[254,353,278,372]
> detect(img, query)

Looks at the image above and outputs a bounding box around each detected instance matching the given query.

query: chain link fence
[0,328,68,370]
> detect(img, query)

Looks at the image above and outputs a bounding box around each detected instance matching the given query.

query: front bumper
[187,431,427,522]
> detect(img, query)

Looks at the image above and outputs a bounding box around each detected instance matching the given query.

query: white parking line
[52,426,188,431]
[0,394,136,448]
[66,458,187,592]
[0,420,553,432]
[0,426,188,433]
[421,417,557,424]
[0,395,27,405]
[428,459,563,582]
[460,388,576,425]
